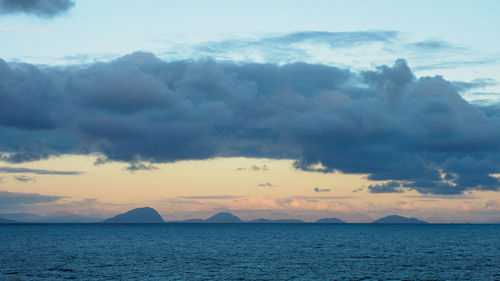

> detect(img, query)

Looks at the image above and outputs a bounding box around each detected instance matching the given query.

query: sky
[1,0,500,223]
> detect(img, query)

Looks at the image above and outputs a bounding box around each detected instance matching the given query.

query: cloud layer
[0,167,82,175]
[195,31,398,55]
[0,190,64,208]
[1,53,500,194]
[0,0,74,18]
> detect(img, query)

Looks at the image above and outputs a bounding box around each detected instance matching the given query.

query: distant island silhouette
[98,207,425,224]
[102,207,165,223]
[205,212,242,223]
[314,218,346,224]
[372,215,427,224]
[0,207,434,224]
[0,216,18,224]
[248,218,306,223]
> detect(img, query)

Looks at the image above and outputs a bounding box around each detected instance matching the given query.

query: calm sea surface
[1,224,499,280]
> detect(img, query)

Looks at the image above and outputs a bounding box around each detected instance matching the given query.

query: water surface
[1,224,499,280]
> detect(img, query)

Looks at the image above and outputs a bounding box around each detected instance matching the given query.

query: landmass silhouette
[314,218,346,224]
[372,215,427,224]
[102,207,165,223]
[205,212,242,223]
[98,207,427,224]
[0,216,18,224]
[0,207,437,224]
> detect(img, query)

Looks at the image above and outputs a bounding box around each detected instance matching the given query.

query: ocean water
[0,224,499,280]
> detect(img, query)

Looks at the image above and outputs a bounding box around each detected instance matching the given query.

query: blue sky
[1,1,499,95]
[1,0,500,222]
[0,1,498,56]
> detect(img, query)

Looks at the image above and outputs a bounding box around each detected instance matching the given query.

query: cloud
[235,164,269,171]
[1,53,500,195]
[126,162,158,172]
[14,175,35,182]
[407,39,465,51]
[451,78,497,92]
[413,57,499,71]
[177,195,241,200]
[250,165,268,171]
[404,194,478,200]
[0,190,64,208]
[256,31,398,48]
[367,181,405,193]
[258,182,273,187]
[294,195,352,200]
[0,167,82,175]
[161,32,484,74]
[395,201,416,210]
[484,200,499,209]
[0,0,75,18]
[197,31,398,52]
[314,187,330,193]
[0,196,130,217]
[189,31,398,64]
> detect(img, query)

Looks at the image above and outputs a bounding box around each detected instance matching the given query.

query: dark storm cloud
[0,0,74,18]
[0,190,64,208]
[0,167,82,175]
[1,53,500,194]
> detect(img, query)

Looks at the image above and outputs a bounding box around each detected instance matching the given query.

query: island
[0,217,18,224]
[314,218,346,224]
[102,207,165,223]
[372,215,427,224]
[100,207,430,224]
[204,212,242,223]
[248,218,305,223]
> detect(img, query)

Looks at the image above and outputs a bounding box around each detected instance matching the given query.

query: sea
[1,224,499,280]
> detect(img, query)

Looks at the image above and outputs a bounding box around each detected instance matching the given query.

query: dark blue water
[1,224,499,280]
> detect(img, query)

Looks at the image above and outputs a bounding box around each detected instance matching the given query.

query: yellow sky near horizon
[1,155,500,222]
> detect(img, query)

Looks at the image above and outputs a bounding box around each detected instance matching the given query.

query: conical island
[102,207,165,223]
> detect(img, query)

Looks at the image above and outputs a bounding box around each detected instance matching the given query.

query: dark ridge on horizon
[11,207,476,224]
[248,218,305,223]
[102,207,165,223]
[0,216,18,224]
[31,214,99,223]
[205,212,242,223]
[314,218,346,224]
[0,212,101,223]
[372,215,427,224]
